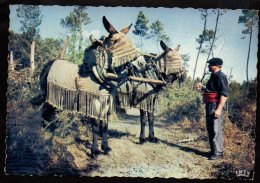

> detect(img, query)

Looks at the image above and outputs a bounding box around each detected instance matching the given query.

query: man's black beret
[207,58,223,66]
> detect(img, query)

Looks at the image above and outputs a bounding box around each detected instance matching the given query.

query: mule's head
[157,40,186,84]
[100,16,141,68]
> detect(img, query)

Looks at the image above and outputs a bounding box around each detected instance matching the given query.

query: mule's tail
[30,60,56,106]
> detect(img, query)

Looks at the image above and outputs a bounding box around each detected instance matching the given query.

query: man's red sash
[203,93,219,103]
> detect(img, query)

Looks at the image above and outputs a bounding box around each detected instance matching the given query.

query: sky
[9,5,259,83]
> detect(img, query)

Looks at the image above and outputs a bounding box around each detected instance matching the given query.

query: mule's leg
[140,109,146,144]
[148,111,158,143]
[101,121,112,155]
[91,119,102,157]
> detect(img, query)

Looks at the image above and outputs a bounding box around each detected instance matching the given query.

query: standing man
[196,58,228,160]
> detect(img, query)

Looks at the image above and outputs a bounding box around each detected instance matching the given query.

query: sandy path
[72,109,222,178]
[6,109,233,178]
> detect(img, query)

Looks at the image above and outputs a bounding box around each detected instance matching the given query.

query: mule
[37,16,186,158]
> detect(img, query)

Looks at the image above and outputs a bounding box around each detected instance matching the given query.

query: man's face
[208,64,215,72]
[208,64,221,73]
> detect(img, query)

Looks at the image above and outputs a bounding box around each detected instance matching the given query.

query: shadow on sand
[159,138,210,158]
[108,129,135,139]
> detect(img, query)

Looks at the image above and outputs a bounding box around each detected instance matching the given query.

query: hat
[207,58,223,66]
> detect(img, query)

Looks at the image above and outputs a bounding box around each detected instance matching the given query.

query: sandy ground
[6,108,250,179]
[64,109,229,178]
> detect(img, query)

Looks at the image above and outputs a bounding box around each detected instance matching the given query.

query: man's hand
[214,95,227,119]
[196,83,203,91]
[214,108,222,119]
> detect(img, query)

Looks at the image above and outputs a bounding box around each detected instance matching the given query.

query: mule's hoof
[101,145,112,155]
[148,137,159,143]
[104,149,111,155]
[91,149,102,159]
[139,137,146,144]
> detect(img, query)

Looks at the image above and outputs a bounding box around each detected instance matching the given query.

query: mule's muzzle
[165,69,187,84]
[177,69,187,83]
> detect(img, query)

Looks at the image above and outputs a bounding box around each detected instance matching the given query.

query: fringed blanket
[47,58,158,121]
[47,60,113,122]
[116,81,158,112]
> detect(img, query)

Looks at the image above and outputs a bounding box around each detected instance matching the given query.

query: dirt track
[65,109,228,178]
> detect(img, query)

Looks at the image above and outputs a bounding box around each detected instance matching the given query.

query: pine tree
[191,9,227,90]
[149,20,171,53]
[16,5,43,41]
[132,11,149,51]
[190,9,208,90]
[9,31,30,69]
[238,10,258,82]
[181,53,191,68]
[9,31,63,71]
[60,6,91,51]
[201,9,228,79]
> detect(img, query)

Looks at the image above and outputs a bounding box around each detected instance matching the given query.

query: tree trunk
[30,41,35,73]
[190,41,203,90]
[190,10,208,90]
[9,51,14,71]
[60,36,70,59]
[208,39,215,57]
[226,67,233,123]
[141,37,143,52]
[246,17,253,82]
[79,12,83,51]
[202,9,220,79]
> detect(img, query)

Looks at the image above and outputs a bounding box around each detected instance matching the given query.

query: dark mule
[36,16,186,158]
[137,41,186,143]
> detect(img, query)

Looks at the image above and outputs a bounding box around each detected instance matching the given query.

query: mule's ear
[120,24,132,34]
[103,16,118,34]
[89,35,103,46]
[174,45,180,51]
[160,40,172,52]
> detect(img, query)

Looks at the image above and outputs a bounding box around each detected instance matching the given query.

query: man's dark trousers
[206,102,223,156]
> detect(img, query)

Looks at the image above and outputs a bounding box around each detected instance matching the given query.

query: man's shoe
[209,154,223,160]
[208,151,214,157]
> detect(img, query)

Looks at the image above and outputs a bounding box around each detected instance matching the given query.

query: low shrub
[158,81,205,122]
